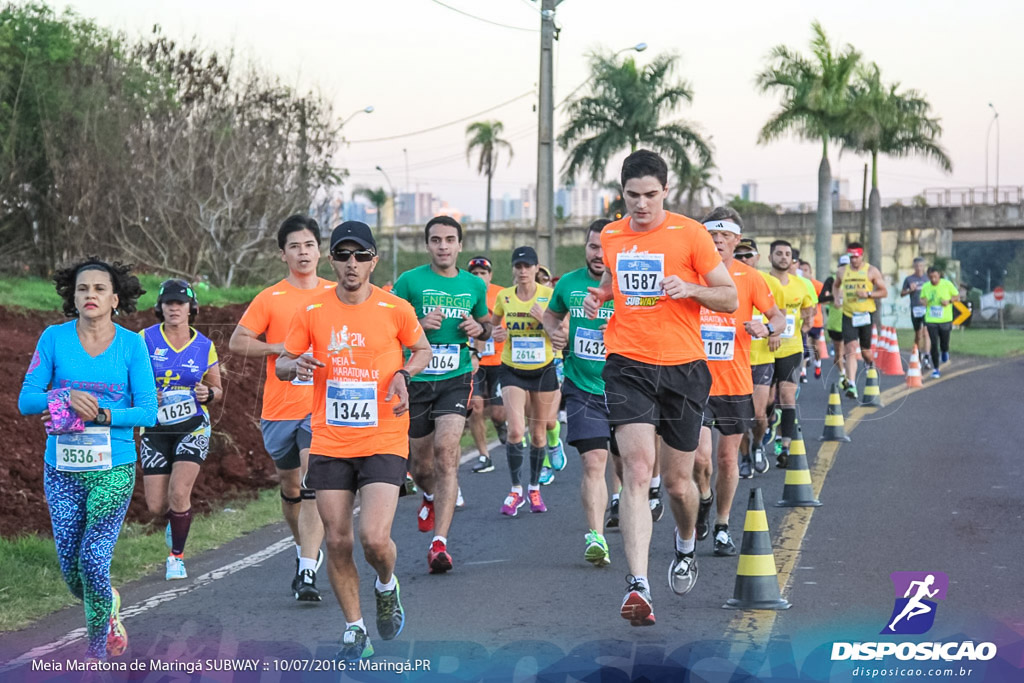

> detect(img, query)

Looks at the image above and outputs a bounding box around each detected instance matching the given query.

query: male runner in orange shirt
[584,150,737,626]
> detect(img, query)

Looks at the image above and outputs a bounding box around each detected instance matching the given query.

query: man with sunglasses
[392,216,491,574]
[277,221,431,662]
[466,255,508,473]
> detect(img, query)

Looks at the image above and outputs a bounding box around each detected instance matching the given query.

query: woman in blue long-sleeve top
[18,257,157,661]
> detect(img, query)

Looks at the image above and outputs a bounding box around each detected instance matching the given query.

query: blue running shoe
[549,439,566,471]
[337,626,373,662]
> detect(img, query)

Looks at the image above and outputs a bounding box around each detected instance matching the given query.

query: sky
[60,0,1023,218]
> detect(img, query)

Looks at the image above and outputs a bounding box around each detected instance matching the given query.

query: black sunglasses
[333,249,375,262]
[734,252,756,260]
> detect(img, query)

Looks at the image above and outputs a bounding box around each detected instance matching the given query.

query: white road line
[462,559,509,566]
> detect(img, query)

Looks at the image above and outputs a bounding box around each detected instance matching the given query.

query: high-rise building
[741,182,759,202]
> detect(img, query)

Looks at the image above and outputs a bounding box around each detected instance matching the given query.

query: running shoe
[774,439,783,457]
[337,625,373,662]
[428,540,452,574]
[800,370,808,384]
[472,455,494,473]
[456,487,465,509]
[404,474,418,496]
[844,381,858,400]
[620,575,655,626]
[291,560,302,594]
[921,354,932,369]
[668,551,699,596]
[106,588,127,658]
[606,498,620,529]
[549,438,566,471]
[814,365,822,379]
[752,446,769,475]
[931,369,941,379]
[777,448,789,470]
[739,454,753,479]
[164,522,172,549]
[713,525,737,556]
[941,352,949,364]
[528,489,547,513]
[584,531,610,567]
[649,486,664,522]
[374,578,405,640]
[496,422,508,445]
[539,466,555,485]
[417,496,434,533]
[165,555,187,581]
[501,490,525,517]
[696,492,714,541]
[295,569,322,602]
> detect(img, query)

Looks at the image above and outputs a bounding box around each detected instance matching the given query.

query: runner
[276,221,430,662]
[798,260,827,379]
[466,256,508,473]
[19,258,157,660]
[583,149,737,625]
[768,240,816,468]
[543,218,616,566]
[733,238,784,478]
[140,280,222,581]
[392,216,490,574]
[901,257,932,368]
[833,242,888,398]
[693,210,784,556]
[229,214,335,600]
[492,246,560,516]
[825,254,851,383]
[919,266,960,378]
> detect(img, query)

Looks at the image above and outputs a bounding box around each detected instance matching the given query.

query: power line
[428,0,538,32]
[345,90,536,144]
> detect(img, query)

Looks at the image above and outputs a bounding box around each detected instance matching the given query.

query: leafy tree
[671,157,720,218]
[558,50,711,187]
[355,187,388,231]
[841,62,951,266]
[756,21,860,279]
[465,120,512,252]
[727,196,777,216]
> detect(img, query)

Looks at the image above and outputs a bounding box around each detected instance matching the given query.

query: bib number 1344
[326,381,378,428]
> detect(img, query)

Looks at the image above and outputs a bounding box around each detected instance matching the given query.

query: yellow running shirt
[493,284,555,370]
[750,271,785,366]
[773,273,815,359]
[841,264,876,316]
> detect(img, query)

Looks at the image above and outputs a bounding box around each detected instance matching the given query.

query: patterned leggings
[43,463,135,658]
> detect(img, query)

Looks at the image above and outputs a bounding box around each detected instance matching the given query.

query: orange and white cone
[871,325,879,363]
[906,345,923,388]
[882,327,905,376]
[816,335,830,360]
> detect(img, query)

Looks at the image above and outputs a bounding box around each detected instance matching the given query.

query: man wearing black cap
[466,255,509,473]
[277,221,431,662]
[392,216,491,575]
[230,215,336,601]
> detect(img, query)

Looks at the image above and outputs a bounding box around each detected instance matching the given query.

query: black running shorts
[408,373,473,439]
[305,453,406,492]
[701,394,755,436]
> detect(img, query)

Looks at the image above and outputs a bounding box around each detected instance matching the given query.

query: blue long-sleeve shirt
[19,321,158,468]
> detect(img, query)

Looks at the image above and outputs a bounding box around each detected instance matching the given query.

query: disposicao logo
[831,571,997,663]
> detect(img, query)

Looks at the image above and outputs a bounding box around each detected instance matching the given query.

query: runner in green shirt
[919,266,960,378]
[392,216,490,575]
[543,219,617,567]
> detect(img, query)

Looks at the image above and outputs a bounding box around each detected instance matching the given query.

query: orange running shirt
[237,277,336,421]
[284,286,423,459]
[479,282,506,367]
[809,277,824,328]
[700,260,777,397]
[601,212,722,366]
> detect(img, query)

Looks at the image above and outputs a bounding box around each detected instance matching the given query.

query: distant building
[741,182,759,202]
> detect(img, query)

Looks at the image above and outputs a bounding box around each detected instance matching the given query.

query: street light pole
[535,0,558,274]
[986,103,999,201]
[341,105,375,128]
[375,165,397,283]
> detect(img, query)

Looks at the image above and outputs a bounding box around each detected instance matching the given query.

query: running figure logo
[882,571,948,635]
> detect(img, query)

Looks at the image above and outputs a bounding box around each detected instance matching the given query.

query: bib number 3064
[326,381,378,428]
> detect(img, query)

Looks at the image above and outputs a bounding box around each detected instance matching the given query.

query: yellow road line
[725,359,999,648]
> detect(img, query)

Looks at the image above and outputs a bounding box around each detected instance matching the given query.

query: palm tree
[756,21,860,279]
[354,187,388,231]
[465,120,513,252]
[671,157,720,218]
[558,50,711,187]
[841,63,951,266]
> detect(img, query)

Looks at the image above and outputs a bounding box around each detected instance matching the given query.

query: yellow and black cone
[819,382,851,442]
[777,423,821,507]
[723,487,791,610]
[860,367,883,407]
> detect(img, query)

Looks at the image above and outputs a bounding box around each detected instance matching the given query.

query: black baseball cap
[157,279,197,305]
[467,256,492,272]
[511,246,538,266]
[737,237,758,253]
[330,221,376,253]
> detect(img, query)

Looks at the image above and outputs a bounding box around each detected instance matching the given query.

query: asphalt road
[3,356,1022,682]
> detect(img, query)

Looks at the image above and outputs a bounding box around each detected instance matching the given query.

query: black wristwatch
[203,388,216,405]
[94,409,109,426]
[396,369,411,385]
[765,322,776,336]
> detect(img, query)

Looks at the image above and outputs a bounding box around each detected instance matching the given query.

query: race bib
[851,311,871,327]
[291,349,314,386]
[424,344,460,375]
[55,427,112,472]
[781,313,796,339]
[511,336,545,365]
[573,327,606,362]
[157,389,198,426]
[701,325,735,361]
[617,253,664,298]
[325,380,378,428]
[482,338,496,357]
[912,306,926,319]
[929,305,944,319]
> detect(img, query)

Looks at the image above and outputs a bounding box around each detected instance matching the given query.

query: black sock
[506,441,527,487]
[780,406,796,440]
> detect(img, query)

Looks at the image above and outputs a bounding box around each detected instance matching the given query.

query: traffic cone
[861,366,883,407]
[724,487,791,610]
[820,382,851,442]
[881,328,904,376]
[906,345,923,388]
[776,422,821,507]
[870,325,879,363]
[816,335,830,360]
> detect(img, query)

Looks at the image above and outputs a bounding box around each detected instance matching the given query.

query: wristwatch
[765,322,777,336]
[396,369,411,384]
[94,409,109,426]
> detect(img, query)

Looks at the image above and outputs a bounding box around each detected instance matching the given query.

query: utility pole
[859,163,868,245]
[535,0,560,274]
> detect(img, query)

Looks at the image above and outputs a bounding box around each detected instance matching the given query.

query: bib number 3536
[326,381,378,428]
[56,427,112,472]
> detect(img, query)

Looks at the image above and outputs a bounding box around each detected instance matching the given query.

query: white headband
[703,220,742,235]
